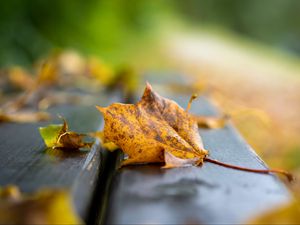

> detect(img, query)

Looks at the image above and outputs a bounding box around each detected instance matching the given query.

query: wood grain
[0,93,120,221]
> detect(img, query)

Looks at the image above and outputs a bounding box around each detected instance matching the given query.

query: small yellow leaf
[0,186,83,225]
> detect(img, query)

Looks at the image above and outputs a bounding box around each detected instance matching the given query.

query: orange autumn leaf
[96,83,293,181]
[97,83,208,168]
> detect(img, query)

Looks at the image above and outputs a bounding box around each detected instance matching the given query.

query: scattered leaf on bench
[8,67,35,91]
[87,57,114,86]
[0,111,50,123]
[0,185,21,200]
[35,58,59,87]
[39,117,92,150]
[0,186,83,225]
[195,114,229,129]
[97,83,208,167]
[97,83,293,181]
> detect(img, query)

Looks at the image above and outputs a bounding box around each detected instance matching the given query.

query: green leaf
[39,124,64,147]
[39,118,92,150]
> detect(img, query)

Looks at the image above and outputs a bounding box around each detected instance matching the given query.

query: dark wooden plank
[0,92,121,221]
[104,87,290,224]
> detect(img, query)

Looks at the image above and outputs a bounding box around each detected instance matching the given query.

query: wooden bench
[0,91,121,223]
[0,76,291,224]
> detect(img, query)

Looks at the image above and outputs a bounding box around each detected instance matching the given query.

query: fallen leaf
[37,93,84,110]
[195,114,229,129]
[39,123,65,147]
[0,185,21,200]
[87,57,114,86]
[0,58,59,115]
[108,66,139,98]
[0,186,83,225]
[97,83,208,168]
[0,111,50,123]
[39,117,92,150]
[97,83,293,181]
[8,67,35,91]
[36,57,59,87]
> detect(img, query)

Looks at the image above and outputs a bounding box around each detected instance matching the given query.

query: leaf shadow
[43,147,88,160]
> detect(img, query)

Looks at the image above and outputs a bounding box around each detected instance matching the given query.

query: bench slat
[0,93,120,221]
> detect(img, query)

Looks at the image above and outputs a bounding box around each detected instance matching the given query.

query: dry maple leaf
[97,83,208,168]
[97,83,293,181]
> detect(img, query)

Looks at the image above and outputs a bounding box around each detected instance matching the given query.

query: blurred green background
[1,0,300,67]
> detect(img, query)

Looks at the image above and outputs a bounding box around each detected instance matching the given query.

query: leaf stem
[204,157,293,182]
[186,94,198,112]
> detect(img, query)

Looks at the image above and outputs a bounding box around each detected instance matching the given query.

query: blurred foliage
[175,0,300,54]
[0,0,172,67]
[0,0,300,67]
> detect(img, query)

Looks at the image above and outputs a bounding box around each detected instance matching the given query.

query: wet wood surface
[0,93,120,221]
